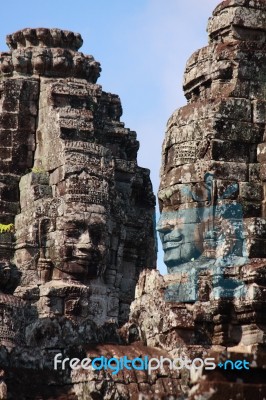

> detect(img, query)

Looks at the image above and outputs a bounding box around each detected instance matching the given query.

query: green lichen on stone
[31,166,45,174]
[0,223,14,233]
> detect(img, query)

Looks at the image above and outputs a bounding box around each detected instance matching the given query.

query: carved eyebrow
[89,220,106,225]
[87,216,106,224]
[65,220,86,229]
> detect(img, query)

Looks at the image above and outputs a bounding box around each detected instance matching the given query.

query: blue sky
[0,0,220,274]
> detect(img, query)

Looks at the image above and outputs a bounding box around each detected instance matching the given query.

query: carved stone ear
[36,258,53,285]
[37,218,53,284]
[38,218,51,252]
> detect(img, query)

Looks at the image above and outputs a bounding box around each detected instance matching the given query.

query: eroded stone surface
[0,27,157,329]
[0,27,174,400]
[136,0,266,398]
[2,0,266,398]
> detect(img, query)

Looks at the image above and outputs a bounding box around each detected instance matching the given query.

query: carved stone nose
[77,231,93,248]
[156,218,175,233]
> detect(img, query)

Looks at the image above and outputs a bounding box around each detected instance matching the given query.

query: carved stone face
[52,48,69,72]
[157,206,205,270]
[12,49,31,74]
[157,172,210,270]
[49,212,108,282]
[157,172,248,271]
[32,49,50,74]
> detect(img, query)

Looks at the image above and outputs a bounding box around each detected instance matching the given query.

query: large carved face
[48,210,108,282]
[157,172,247,272]
[157,206,204,270]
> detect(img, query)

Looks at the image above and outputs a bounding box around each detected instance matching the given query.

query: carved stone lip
[74,260,90,266]
[72,254,100,265]
[73,257,94,263]
[163,240,183,250]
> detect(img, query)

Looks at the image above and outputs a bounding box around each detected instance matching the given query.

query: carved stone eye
[65,221,85,238]
[65,228,80,238]
[89,225,102,245]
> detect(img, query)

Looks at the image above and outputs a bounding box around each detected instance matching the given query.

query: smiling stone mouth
[75,258,90,264]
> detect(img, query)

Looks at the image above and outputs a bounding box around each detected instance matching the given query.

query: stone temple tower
[128,1,266,398]
[156,0,266,344]
[0,27,156,343]
[0,27,162,400]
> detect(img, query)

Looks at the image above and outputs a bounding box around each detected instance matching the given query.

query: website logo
[54,354,250,375]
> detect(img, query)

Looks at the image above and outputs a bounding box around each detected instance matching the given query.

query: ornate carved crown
[6,28,83,50]
[173,141,198,165]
